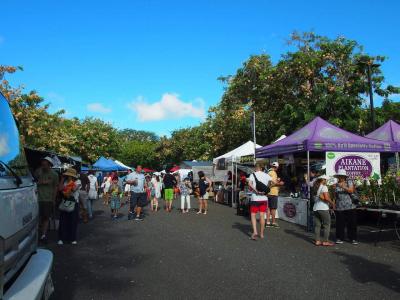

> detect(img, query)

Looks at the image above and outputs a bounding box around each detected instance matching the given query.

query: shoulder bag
[59,197,76,213]
[253,173,270,195]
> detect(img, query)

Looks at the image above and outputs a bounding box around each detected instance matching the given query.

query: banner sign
[239,155,254,164]
[325,152,381,180]
[277,197,308,226]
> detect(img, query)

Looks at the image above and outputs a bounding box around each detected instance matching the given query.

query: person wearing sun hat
[58,167,81,245]
[34,156,59,243]
[312,174,336,246]
[334,169,358,245]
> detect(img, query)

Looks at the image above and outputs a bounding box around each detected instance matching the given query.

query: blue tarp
[92,156,128,171]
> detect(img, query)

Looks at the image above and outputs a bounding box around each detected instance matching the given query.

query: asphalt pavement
[46,198,400,300]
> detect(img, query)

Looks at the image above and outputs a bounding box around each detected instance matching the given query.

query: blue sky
[1,0,399,136]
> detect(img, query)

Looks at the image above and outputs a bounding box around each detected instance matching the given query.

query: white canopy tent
[213,141,262,208]
[213,141,262,164]
[114,160,132,170]
[274,135,286,143]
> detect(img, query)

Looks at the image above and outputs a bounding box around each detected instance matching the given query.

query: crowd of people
[34,156,359,247]
[34,159,214,245]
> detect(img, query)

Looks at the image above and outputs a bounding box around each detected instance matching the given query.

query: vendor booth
[256,117,396,228]
[213,141,262,207]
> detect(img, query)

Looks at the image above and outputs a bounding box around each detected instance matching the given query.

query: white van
[0,92,54,299]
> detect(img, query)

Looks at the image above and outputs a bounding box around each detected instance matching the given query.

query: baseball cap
[271,162,279,168]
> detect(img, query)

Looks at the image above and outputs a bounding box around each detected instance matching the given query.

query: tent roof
[93,156,128,171]
[115,160,132,170]
[256,117,395,158]
[366,120,400,149]
[181,160,213,168]
[213,141,262,163]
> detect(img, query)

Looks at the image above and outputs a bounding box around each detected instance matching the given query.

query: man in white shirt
[126,165,146,221]
[248,163,275,240]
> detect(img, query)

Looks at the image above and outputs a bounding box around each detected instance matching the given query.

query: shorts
[164,188,174,201]
[130,192,148,208]
[200,192,209,200]
[250,201,268,214]
[110,197,121,210]
[39,202,54,218]
[268,195,278,209]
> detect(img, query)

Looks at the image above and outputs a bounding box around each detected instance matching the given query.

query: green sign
[327,152,335,159]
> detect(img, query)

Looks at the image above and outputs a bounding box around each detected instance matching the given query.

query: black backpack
[253,173,270,194]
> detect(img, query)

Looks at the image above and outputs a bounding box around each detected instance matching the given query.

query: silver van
[0,91,54,299]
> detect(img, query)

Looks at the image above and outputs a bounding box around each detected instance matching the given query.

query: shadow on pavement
[284,229,315,245]
[48,209,152,299]
[333,251,400,293]
[232,222,252,237]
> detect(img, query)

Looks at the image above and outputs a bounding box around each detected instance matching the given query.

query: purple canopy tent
[256,117,394,158]
[256,117,396,218]
[366,120,400,148]
[366,120,400,170]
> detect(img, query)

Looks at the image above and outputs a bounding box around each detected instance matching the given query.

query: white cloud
[127,93,205,122]
[87,102,112,114]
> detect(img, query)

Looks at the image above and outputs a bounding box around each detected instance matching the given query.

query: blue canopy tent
[93,156,128,171]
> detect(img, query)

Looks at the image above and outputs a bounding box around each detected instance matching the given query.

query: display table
[277,197,308,227]
[357,207,400,245]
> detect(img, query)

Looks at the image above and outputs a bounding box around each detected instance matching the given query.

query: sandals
[322,242,335,246]
[250,234,258,241]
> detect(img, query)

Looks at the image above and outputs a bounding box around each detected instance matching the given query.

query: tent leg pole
[234,162,238,208]
[307,151,311,232]
[232,161,234,208]
[396,152,400,173]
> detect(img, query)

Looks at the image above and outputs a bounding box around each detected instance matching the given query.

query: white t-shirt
[313,184,330,211]
[88,175,97,191]
[248,171,272,202]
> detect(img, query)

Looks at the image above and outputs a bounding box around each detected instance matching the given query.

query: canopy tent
[170,166,180,173]
[115,160,132,170]
[93,156,128,171]
[256,117,395,158]
[366,120,400,171]
[274,135,287,143]
[213,141,262,164]
[366,120,400,150]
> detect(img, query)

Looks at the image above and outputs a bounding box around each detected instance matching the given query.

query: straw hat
[334,169,348,178]
[63,168,78,178]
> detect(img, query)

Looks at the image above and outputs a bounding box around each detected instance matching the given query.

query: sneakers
[335,239,344,244]
[71,241,77,245]
[57,240,64,245]
[128,212,134,220]
[265,223,271,228]
[271,223,280,228]
[351,240,359,245]
[134,216,143,221]
[196,210,203,214]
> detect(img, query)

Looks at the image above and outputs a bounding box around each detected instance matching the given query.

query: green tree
[119,140,158,168]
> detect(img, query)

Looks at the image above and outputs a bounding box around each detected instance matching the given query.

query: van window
[0,93,29,177]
